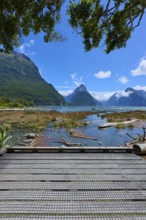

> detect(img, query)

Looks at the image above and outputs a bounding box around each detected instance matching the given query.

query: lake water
[9,106,146,147]
[29,105,146,113]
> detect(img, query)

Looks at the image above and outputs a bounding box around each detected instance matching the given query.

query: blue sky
[16,6,146,101]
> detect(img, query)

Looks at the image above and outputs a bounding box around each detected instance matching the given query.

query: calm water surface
[9,106,146,147]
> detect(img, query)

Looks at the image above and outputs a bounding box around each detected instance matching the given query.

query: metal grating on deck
[0,151,146,219]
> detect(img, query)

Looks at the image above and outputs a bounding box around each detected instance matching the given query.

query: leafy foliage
[0,0,146,53]
[0,97,33,108]
[68,0,146,53]
[0,126,12,148]
[0,0,64,52]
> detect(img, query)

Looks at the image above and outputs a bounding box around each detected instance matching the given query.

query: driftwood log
[59,138,82,147]
[126,127,146,149]
[133,143,146,154]
[98,119,138,129]
[69,129,96,140]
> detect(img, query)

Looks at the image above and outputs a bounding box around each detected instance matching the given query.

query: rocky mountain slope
[106,87,146,106]
[65,84,102,106]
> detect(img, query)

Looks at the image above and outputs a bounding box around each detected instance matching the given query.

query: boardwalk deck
[0,149,146,219]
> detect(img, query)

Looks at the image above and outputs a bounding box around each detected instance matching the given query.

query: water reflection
[8,106,146,147]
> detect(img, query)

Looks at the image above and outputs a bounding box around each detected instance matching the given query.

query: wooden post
[133,143,146,154]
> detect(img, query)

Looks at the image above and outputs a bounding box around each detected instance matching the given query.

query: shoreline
[0,108,25,111]
[1,109,146,148]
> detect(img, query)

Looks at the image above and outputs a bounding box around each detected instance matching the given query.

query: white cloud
[18,45,25,54]
[133,85,146,91]
[60,89,135,101]
[71,72,77,80]
[18,39,36,56]
[59,89,73,97]
[70,72,84,86]
[59,85,146,102]
[94,71,111,79]
[57,82,76,96]
[131,58,146,76]
[118,76,129,84]
[91,91,115,101]
[59,88,116,101]
[115,90,133,99]
[30,39,35,45]
[30,51,36,56]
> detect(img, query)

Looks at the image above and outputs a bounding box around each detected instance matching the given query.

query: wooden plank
[0,152,146,219]
[0,168,146,174]
[1,190,146,201]
[0,181,146,190]
[0,215,145,220]
[0,159,145,164]
[1,163,146,169]
[1,174,146,181]
[1,153,140,160]
[0,201,146,214]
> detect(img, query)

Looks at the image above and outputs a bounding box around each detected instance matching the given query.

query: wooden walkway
[0,149,146,219]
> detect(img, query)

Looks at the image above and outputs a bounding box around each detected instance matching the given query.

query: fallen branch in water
[125,127,146,147]
[126,133,137,141]
[69,129,97,140]
[141,127,146,142]
[59,138,82,147]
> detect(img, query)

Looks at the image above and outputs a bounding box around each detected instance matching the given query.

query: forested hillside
[0,52,65,106]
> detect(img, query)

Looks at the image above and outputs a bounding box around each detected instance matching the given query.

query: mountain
[0,52,65,105]
[65,84,102,106]
[106,87,146,106]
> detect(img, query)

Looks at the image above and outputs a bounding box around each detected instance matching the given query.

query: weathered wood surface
[98,119,138,128]
[0,151,146,219]
[6,146,133,153]
[0,216,145,220]
[133,143,146,154]
[3,151,138,159]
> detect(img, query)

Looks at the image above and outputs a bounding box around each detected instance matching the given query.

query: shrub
[0,126,12,148]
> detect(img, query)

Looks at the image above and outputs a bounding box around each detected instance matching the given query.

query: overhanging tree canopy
[0,0,64,52]
[0,0,146,53]
[68,0,146,53]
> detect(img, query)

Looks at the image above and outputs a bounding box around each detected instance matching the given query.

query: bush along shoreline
[0,97,33,109]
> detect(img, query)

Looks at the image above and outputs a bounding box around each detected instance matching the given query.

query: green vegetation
[115,123,134,130]
[0,1,145,52]
[0,52,66,106]
[0,126,12,148]
[0,97,33,108]
[0,110,94,131]
[0,1,63,52]
[68,1,146,53]
[102,111,146,122]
